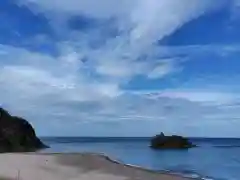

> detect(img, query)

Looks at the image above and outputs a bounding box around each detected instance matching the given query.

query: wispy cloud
[0,0,240,136]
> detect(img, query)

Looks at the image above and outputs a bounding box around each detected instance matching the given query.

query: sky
[1,0,240,137]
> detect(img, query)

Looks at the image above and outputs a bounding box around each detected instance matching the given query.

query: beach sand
[0,153,190,180]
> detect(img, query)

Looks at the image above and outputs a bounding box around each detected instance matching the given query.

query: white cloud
[147,59,181,79]
[0,46,122,104]
[2,49,240,136]
[129,0,217,49]
[141,89,240,105]
[19,0,133,18]
[2,1,240,136]
[18,0,219,79]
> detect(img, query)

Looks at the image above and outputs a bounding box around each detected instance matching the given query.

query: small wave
[89,152,216,180]
[165,170,216,180]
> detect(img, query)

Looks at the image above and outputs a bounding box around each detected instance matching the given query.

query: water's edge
[41,137,240,180]
[38,152,210,180]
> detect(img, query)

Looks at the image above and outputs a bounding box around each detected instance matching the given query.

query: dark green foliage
[0,107,48,152]
[150,132,196,149]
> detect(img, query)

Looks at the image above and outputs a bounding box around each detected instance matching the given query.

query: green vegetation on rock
[0,107,48,152]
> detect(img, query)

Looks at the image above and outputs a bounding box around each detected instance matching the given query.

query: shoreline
[38,152,200,179]
[38,152,205,180]
[0,152,193,180]
[71,152,198,179]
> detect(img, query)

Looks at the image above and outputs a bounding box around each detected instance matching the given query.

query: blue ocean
[40,137,240,180]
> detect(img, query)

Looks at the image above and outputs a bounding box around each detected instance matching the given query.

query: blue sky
[1,0,240,137]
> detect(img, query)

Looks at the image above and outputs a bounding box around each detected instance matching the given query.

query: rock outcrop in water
[150,132,196,149]
[0,107,48,152]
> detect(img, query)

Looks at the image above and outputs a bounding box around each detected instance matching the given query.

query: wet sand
[0,153,190,180]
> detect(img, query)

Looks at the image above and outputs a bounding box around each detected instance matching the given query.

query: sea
[40,137,240,180]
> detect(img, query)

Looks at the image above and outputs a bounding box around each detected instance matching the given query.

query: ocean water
[40,137,240,180]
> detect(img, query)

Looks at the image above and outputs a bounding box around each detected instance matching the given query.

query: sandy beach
[0,153,190,180]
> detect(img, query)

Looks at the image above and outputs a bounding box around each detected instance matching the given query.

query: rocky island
[0,107,48,152]
[150,132,196,149]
